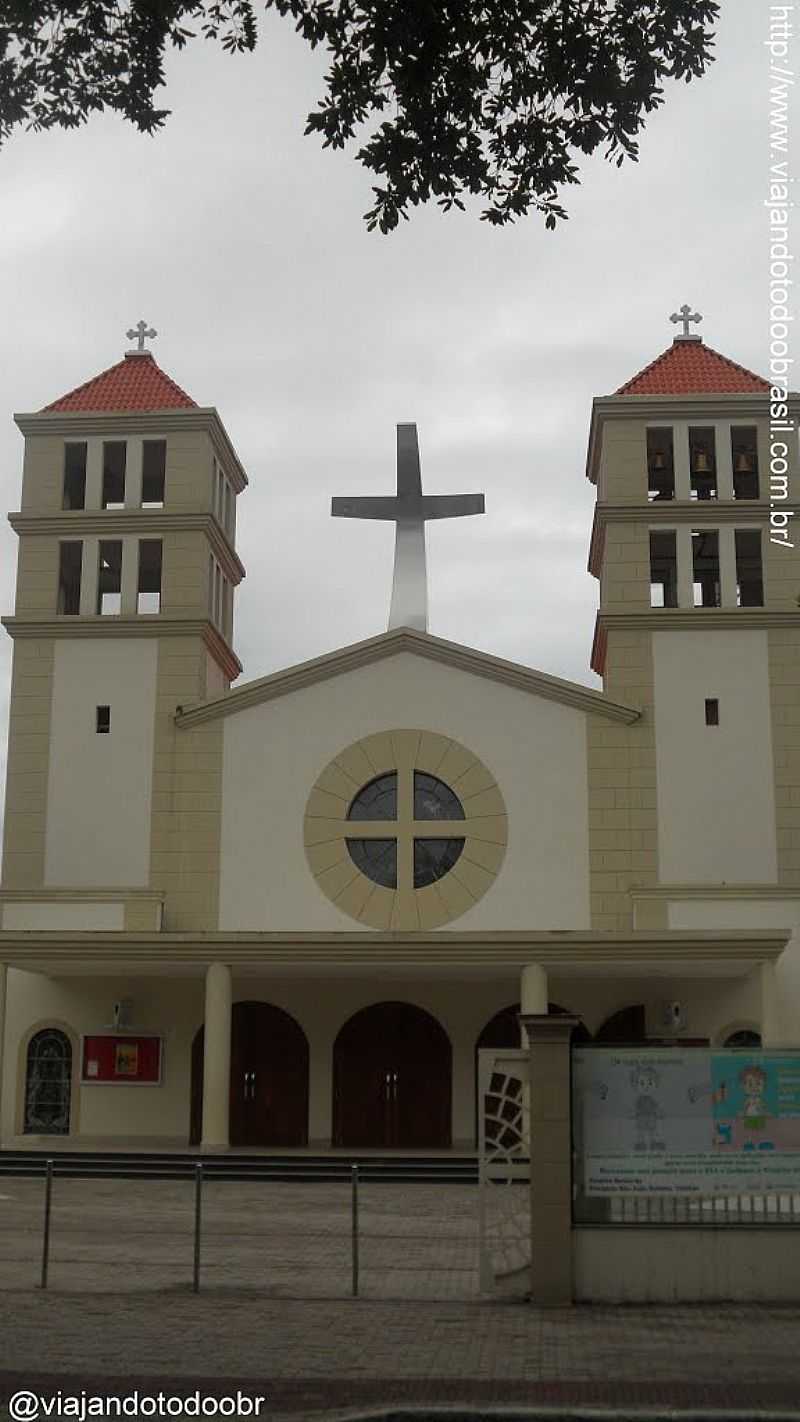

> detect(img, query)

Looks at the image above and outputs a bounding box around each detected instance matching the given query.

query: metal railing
[4,1160,481,1298]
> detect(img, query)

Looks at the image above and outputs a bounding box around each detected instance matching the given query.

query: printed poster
[573,1048,800,1196]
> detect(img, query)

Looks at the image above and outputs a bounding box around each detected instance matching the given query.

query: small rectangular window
[137,539,162,613]
[97,540,122,615]
[96,705,110,734]
[57,542,82,615]
[102,442,127,509]
[705,698,719,726]
[649,530,678,607]
[692,529,720,607]
[63,443,87,510]
[731,427,760,500]
[735,529,764,606]
[689,427,717,501]
[142,441,166,507]
[647,429,675,502]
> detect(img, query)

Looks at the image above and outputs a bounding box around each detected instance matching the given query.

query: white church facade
[0,319,798,1153]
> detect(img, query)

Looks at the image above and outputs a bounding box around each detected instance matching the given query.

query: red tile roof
[616,339,769,396]
[42,353,196,413]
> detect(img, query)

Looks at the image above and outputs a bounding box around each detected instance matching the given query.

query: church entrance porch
[191,1001,309,1148]
[333,1001,452,1149]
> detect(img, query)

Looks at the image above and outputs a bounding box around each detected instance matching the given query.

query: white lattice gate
[477,1047,531,1291]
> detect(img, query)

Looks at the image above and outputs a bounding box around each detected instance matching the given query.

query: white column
[718,525,738,608]
[79,536,99,615]
[120,536,139,615]
[760,961,783,1047]
[521,963,548,1014]
[201,963,232,1149]
[125,438,144,509]
[308,1035,331,1146]
[676,526,694,608]
[520,963,548,1045]
[0,964,7,1145]
[673,422,691,501]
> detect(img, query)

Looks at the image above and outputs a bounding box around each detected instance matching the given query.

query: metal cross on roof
[331,423,485,633]
[670,304,702,340]
[126,319,157,354]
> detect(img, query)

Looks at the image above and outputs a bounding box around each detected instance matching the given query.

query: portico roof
[0,928,787,977]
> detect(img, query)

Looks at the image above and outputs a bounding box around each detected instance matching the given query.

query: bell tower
[586,309,800,916]
[1,326,247,923]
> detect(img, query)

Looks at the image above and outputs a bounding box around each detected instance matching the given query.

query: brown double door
[333,1002,451,1149]
[191,1001,309,1147]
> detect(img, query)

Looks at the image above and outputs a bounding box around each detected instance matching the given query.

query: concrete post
[125,438,144,509]
[714,421,735,501]
[519,1011,579,1308]
[676,526,694,609]
[201,963,232,1149]
[673,421,690,501]
[120,537,139,615]
[718,525,738,609]
[0,964,7,1145]
[79,536,100,616]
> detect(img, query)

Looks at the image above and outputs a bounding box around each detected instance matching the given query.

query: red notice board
[82,1034,162,1085]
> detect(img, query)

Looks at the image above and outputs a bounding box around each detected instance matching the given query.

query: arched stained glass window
[24,1029,72,1135]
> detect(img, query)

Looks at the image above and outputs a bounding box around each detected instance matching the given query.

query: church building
[0,315,798,1152]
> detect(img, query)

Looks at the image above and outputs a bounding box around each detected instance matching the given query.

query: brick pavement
[1,1179,800,1413]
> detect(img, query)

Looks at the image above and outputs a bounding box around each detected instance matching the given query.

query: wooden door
[190,1001,309,1147]
[333,1002,451,1149]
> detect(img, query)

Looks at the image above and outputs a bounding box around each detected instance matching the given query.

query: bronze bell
[735,448,754,474]
[649,450,666,472]
[693,446,711,474]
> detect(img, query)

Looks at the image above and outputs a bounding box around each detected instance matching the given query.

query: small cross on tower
[126,320,157,354]
[670,304,702,341]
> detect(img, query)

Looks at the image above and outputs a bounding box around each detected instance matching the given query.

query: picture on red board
[114,1043,139,1077]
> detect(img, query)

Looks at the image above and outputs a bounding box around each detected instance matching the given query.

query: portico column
[519,1009,579,1308]
[759,960,783,1046]
[519,963,548,1044]
[201,962,232,1149]
[0,964,7,1144]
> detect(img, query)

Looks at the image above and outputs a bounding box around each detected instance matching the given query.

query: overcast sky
[0,3,783,811]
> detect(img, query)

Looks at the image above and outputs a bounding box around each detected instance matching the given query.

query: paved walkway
[2,1294,800,1414]
[1,1180,799,1414]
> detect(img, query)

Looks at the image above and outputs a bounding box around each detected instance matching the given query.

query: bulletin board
[81,1034,162,1085]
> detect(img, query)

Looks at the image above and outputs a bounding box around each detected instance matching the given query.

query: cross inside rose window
[346,771,466,889]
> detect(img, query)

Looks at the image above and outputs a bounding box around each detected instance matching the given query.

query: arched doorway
[724,1029,762,1049]
[24,1028,72,1135]
[474,1002,590,1142]
[190,1001,309,1147]
[595,1004,647,1043]
[333,1002,452,1148]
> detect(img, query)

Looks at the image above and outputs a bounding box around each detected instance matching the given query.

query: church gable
[176,626,640,729]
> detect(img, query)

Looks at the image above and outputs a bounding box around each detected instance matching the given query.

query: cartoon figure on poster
[709,1061,775,1152]
[629,1063,666,1151]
